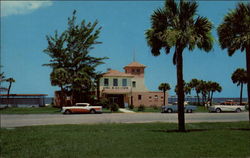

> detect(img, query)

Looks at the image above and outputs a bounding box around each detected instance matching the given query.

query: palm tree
[6,78,15,106]
[145,0,213,131]
[231,68,247,105]
[197,80,208,106]
[158,83,171,105]
[189,79,201,105]
[175,81,191,96]
[210,82,222,106]
[217,2,250,121]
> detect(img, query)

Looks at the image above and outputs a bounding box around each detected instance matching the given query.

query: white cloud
[1,1,53,17]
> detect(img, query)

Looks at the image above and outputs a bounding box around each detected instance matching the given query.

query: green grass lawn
[129,107,161,113]
[1,122,249,158]
[0,106,118,114]
[0,106,61,114]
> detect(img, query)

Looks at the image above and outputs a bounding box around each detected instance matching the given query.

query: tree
[217,2,250,121]
[197,80,208,106]
[231,68,247,105]
[188,79,201,105]
[145,0,213,131]
[6,77,15,106]
[175,81,191,96]
[44,10,107,105]
[158,83,171,105]
[209,82,222,106]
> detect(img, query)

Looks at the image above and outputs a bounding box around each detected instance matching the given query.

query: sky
[0,1,247,97]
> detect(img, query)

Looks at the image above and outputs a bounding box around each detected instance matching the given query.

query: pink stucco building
[100,61,168,107]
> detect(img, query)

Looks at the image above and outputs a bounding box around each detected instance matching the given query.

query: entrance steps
[119,108,135,113]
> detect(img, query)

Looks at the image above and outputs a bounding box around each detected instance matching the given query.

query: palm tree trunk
[246,46,250,123]
[210,91,214,106]
[176,49,185,132]
[196,91,200,105]
[7,82,12,107]
[240,82,243,105]
[163,90,166,105]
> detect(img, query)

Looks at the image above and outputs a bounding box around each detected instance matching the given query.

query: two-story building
[99,61,168,107]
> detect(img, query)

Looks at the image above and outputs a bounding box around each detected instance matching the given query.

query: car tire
[167,109,173,113]
[64,110,71,114]
[187,109,192,113]
[216,108,221,113]
[236,108,241,113]
[90,109,96,114]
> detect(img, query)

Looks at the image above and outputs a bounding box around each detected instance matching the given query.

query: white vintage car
[61,103,102,114]
[208,104,245,113]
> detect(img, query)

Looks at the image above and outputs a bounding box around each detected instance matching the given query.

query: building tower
[123,62,148,92]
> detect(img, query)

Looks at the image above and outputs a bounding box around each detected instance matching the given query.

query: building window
[122,79,127,86]
[161,96,164,99]
[138,95,142,100]
[104,78,109,86]
[137,69,140,73]
[154,95,158,99]
[132,81,136,88]
[113,78,118,86]
[149,96,152,99]
[132,69,135,73]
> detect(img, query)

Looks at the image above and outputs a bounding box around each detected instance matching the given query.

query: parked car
[208,104,245,113]
[161,105,197,113]
[61,103,102,114]
[220,100,239,105]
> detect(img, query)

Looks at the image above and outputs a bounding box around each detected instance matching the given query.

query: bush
[95,98,109,109]
[150,105,158,110]
[128,104,134,110]
[137,104,145,112]
[110,103,119,112]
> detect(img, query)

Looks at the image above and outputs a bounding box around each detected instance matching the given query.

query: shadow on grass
[153,128,250,133]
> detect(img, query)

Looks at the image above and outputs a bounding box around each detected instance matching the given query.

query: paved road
[1,112,249,128]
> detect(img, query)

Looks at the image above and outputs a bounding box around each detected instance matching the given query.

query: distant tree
[6,77,15,105]
[145,0,213,132]
[197,80,208,106]
[50,68,70,106]
[217,2,250,121]
[158,83,171,105]
[175,81,191,96]
[43,10,107,105]
[209,82,222,106]
[0,72,8,94]
[188,79,201,105]
[231,68,247,105]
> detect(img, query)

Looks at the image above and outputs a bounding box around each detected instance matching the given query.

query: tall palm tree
[158,83,171,105]
[210,82,222,106]
[189,79,201,105]
[6,78,15,106]
[145,0,213,131]
[231,68,247,105]
[217,2,250,121]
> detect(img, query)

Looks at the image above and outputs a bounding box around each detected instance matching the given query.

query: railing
[103,86,130,90]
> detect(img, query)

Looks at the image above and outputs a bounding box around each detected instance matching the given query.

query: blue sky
[0,1,247,97]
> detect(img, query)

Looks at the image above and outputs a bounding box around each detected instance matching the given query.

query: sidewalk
[119,108,135,113]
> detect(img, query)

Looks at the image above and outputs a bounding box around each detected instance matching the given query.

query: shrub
[137,104,145,112]
[150,105,158,110]
[95,98,109,109]
[110,103,119,112]
[128,104,134,110]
